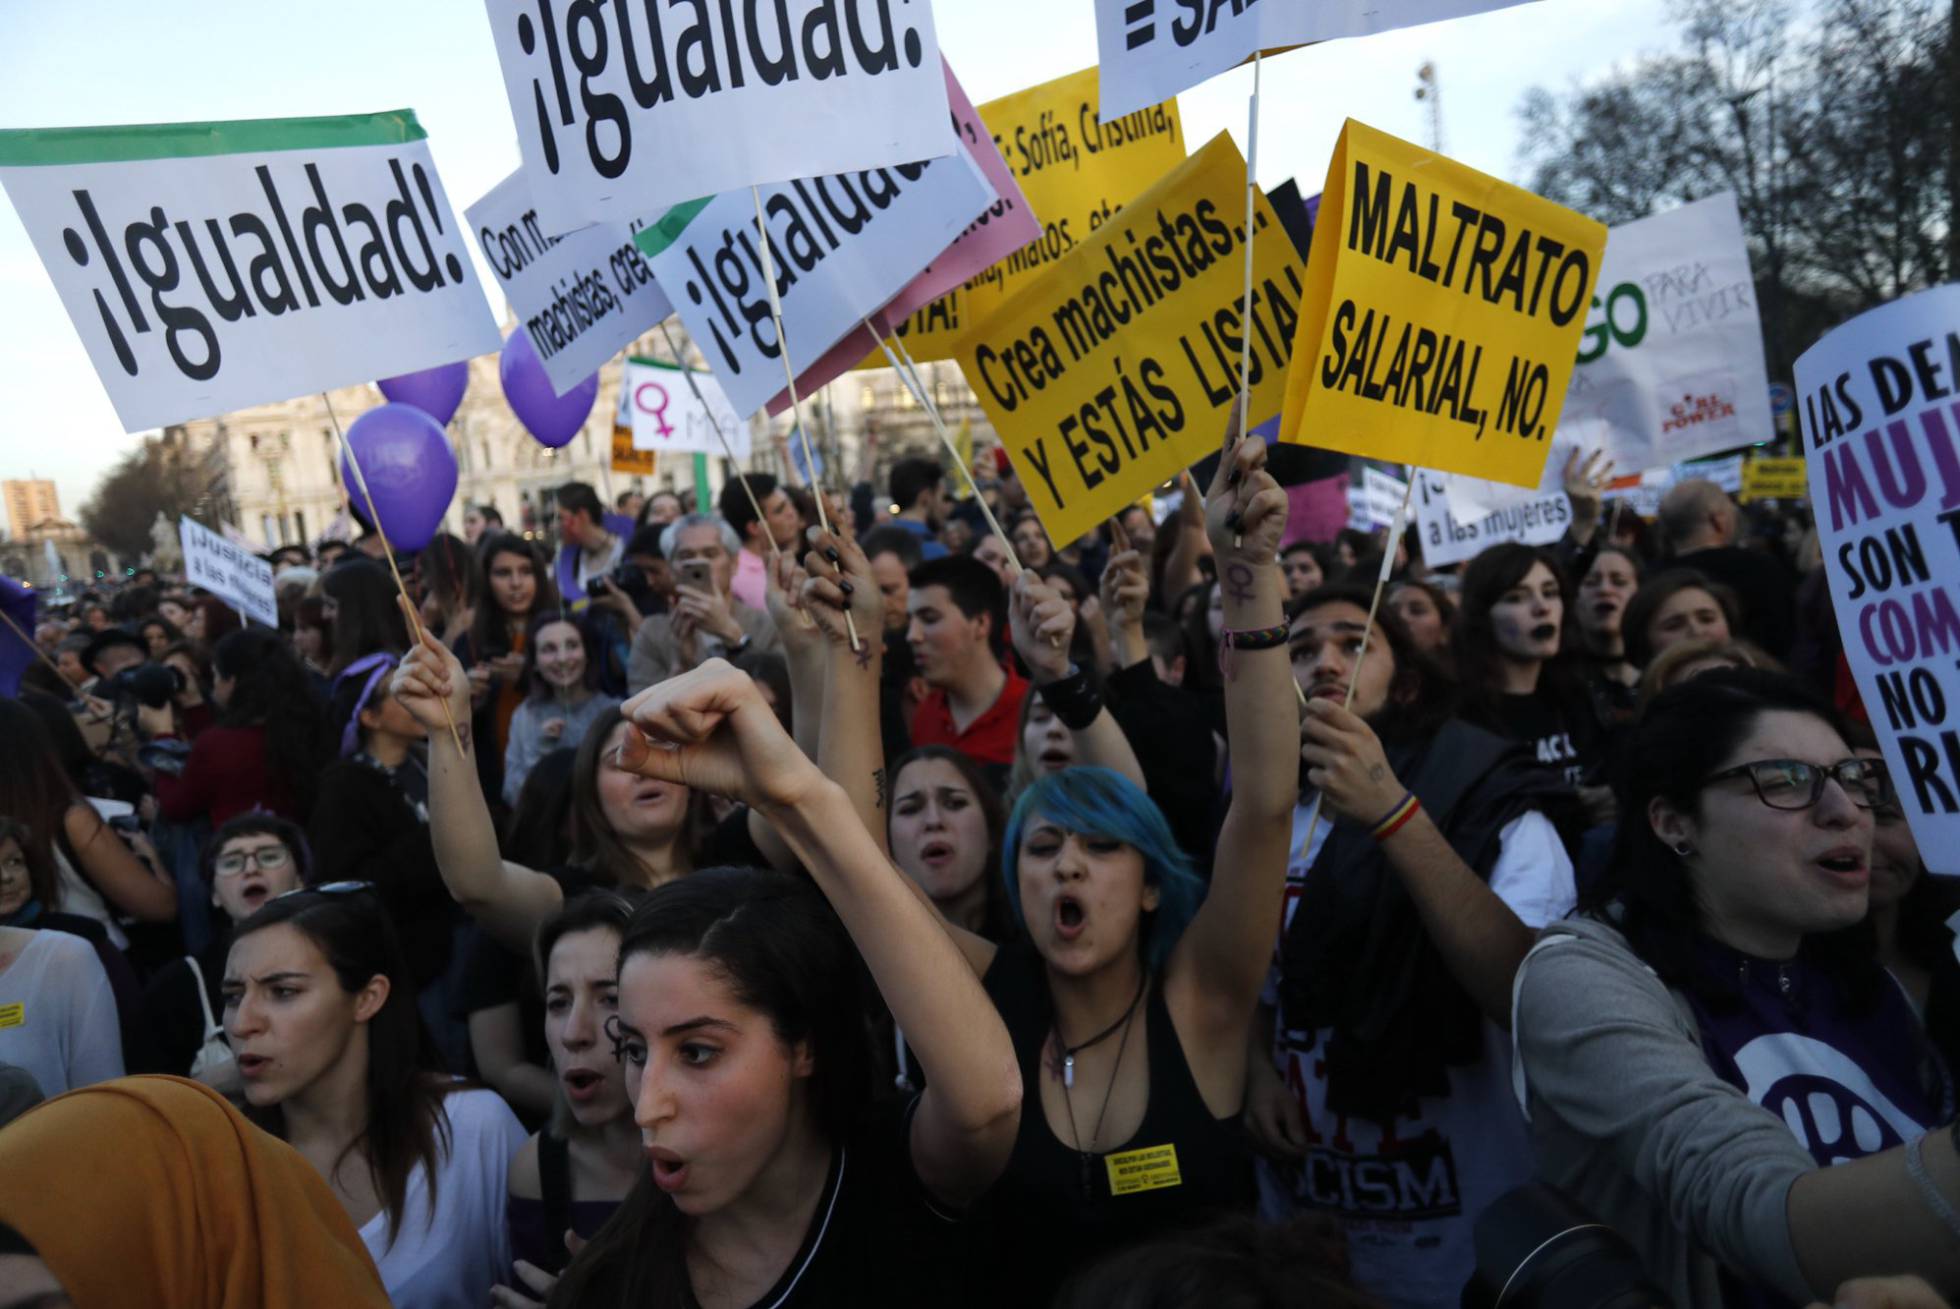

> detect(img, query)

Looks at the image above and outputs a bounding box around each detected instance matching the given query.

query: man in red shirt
[906,556,1026,779]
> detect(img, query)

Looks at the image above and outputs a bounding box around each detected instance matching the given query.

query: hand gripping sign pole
[1293,474,1415,857]
[322,392,466,757]
[870,319,1023,576]
[653,320,781,563]
[750,186,859,652]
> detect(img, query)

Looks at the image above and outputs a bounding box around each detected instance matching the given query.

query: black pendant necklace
[1051,975,1148,1199]
[1046,972,1147,1089]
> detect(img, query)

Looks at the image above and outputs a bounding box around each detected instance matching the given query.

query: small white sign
[466,167,674,397]
[1414,470,1571,569]
[625,357,749,458]
[179,517,277,628]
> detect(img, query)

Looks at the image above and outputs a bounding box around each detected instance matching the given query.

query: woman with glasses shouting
[222,879,527,1309]
[1513,669,1960,1306]
[133,814,309,1092]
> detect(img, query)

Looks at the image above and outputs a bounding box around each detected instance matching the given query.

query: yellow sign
[874,65,1187,364]
[611,425,654,478]
[0,1003,22,1029]
[1105,1143,1182,1196]
[955,133,1308,548]
[1279,120,1607,488]
[1741,456,1808,502]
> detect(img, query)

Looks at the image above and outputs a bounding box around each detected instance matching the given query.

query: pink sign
[764,59,1041,415]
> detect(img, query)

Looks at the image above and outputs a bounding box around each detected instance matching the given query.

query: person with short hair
[906,555,1026,778]
[888,456,952,562]
[464,503,505,546]
[1657,478,1798,657]
[718,472,800,611]
[626,514,781,692]
[81,626,146,685]
[134,813,311,1091]
[1279,540,1328,601]
[552,482,631,605]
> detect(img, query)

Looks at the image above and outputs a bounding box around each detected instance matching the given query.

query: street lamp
[1414,62,1443,153]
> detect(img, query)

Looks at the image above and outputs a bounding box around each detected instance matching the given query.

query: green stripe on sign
[0,109,427,167]
[627,356,710,374]
[633,197,714,259]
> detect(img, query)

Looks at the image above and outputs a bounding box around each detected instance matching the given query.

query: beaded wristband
[1370,792,1421,842]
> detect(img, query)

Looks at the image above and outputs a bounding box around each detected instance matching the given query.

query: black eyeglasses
[1702,757,1890,811]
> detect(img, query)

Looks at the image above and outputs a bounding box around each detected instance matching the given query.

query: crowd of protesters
[1,418,1957,1309]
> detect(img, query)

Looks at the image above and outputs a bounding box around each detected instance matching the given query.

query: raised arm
[391,607,565,954]
[1167,407,1298,1024]
[63,805,177,922]
[617,662,1021,1208]
[1008,571,1145,790]
[801,529,998,977]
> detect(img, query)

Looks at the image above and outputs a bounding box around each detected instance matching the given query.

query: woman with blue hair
[799,406,1300,1303]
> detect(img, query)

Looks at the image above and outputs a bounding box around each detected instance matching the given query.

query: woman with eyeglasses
[134,814,309,1091]
[224,882,527,1309]
[1514,669,1960,1305]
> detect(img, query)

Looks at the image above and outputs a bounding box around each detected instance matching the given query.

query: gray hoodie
[1509,917,1817,1307]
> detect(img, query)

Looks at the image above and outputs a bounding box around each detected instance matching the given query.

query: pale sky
[0,0,1679,517]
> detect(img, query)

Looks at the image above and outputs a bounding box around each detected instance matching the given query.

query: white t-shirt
[54,844,127,951]
[360,1086,527,1309]
[1258,796,1576,1309]
[0,928,124,1097]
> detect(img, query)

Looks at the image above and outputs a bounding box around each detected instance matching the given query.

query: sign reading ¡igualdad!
[0,110,501,433]
[485,0,955,232]
[1278,120,1607,489]
[955,132,1308,548]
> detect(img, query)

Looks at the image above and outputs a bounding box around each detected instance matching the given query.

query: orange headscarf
[0,1075,391,1309]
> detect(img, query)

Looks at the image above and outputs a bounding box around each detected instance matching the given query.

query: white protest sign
[179,517,276,628]
[485,0,954,233]
[1557,194,1772,473]
[1415,469,1571,569]
[640,150,995,419]
[1095,0,1532,118]
[0,111,501,433]
[1797,283,1960,875]
[625,357,749,458]
[1349,467,1409,530]
[466,168,673,397]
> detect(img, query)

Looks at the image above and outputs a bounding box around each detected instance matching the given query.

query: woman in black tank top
[817,416,1301,1302]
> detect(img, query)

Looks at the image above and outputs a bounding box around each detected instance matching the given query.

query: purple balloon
[499,329,598,449]
[339,403,458,552]
[377,360,469,426]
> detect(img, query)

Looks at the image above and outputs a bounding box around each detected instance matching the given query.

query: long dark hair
[1451,543,1577,723]
[521,611,602,701]
[472,534,559,660]
[889,745,1014,941]
[231,888,453,1243]
[504,746,579,870]
[416,533,482,631]
[1584,667,1883,1009]
[0,698,83,903]
[568,706,711,885]
[323,559,408,677]
[548,869,874,1307]
[212,629,327,817]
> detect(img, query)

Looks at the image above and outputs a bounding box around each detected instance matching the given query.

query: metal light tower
[1414,62,1443,153]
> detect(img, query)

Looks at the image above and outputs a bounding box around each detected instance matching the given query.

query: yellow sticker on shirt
[0,1003,23,1029]
[1105,1143,1181,1195]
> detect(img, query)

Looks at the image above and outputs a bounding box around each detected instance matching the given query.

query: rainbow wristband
[1370,792,1420,842]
